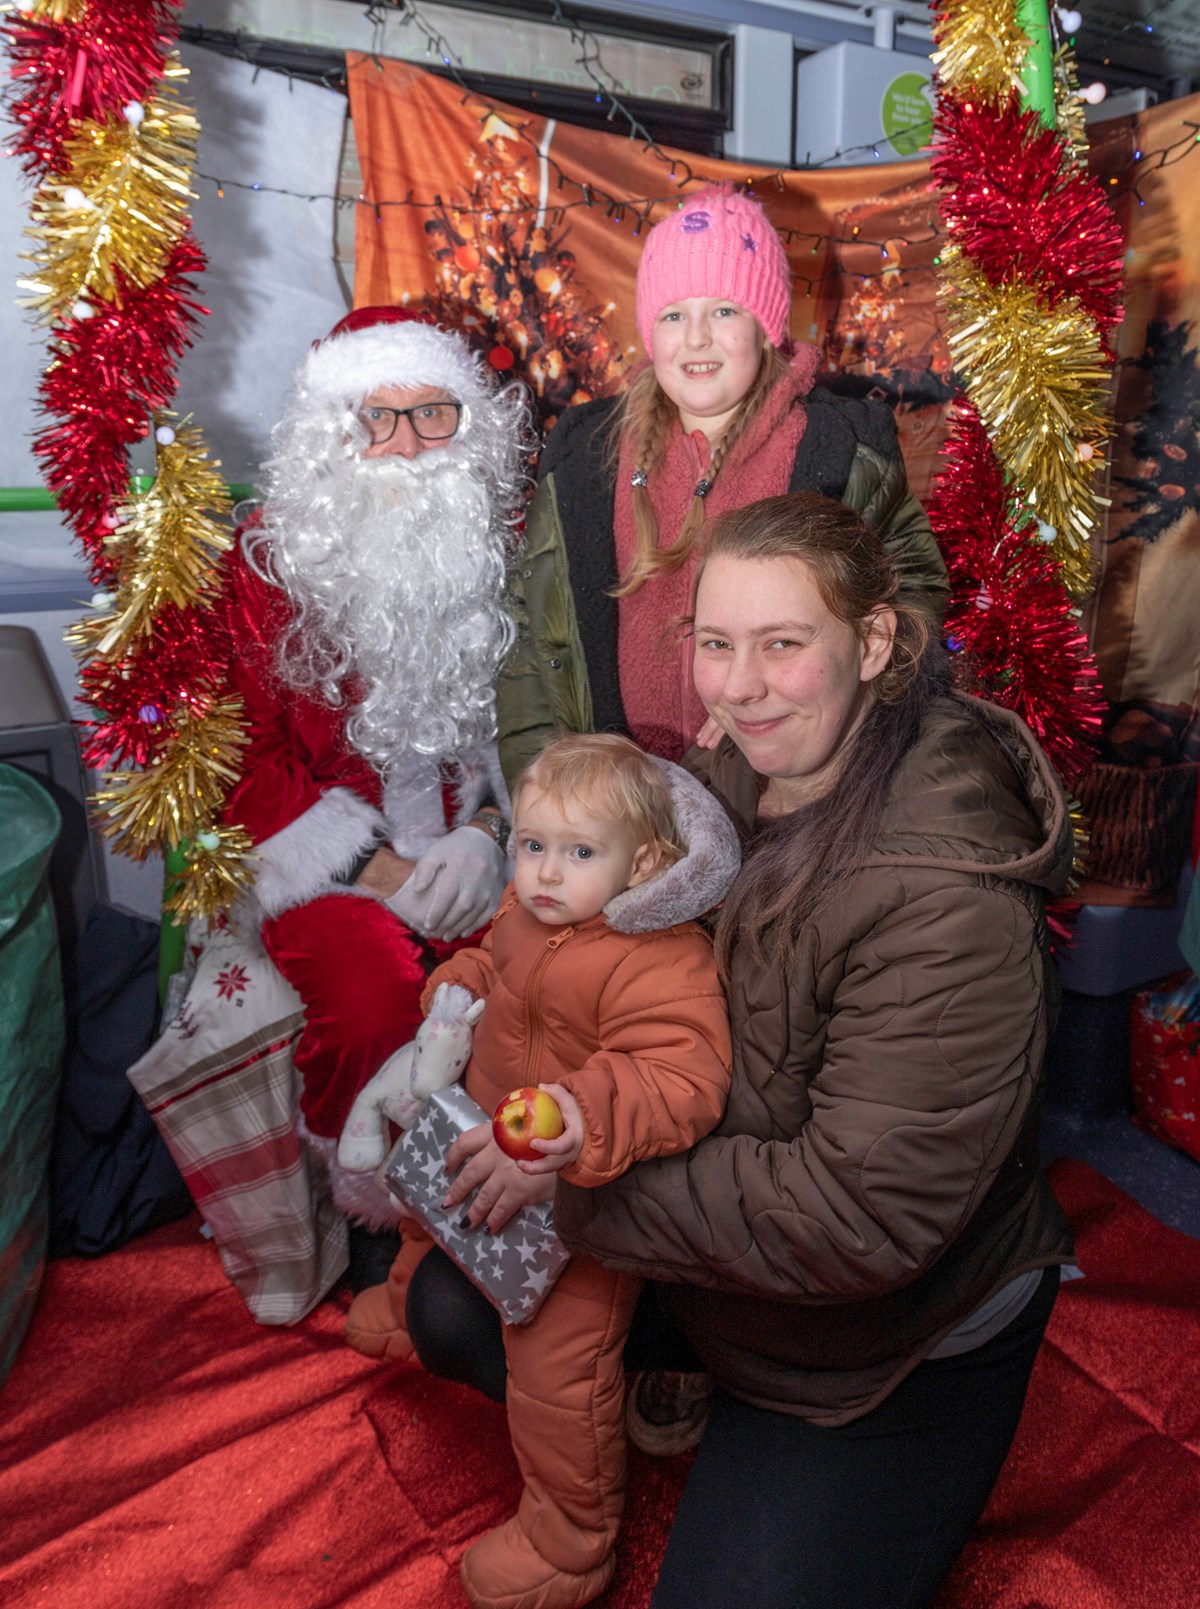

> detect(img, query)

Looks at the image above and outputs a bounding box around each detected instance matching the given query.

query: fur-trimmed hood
[503,755,741,936]
[603,756,741,933]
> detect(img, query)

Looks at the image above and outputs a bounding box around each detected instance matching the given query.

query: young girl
[344,734,738,1609]
[497,182,948,787]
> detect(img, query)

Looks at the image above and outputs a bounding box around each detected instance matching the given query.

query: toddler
[344,733,738,1609]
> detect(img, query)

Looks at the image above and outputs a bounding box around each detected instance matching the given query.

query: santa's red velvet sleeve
[219,538,390,918]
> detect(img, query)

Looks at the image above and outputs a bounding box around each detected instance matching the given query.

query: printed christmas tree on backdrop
[417,113,625,429]
[829,273,910,377]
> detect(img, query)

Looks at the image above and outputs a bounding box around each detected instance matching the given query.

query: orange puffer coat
[417,779,737,1590]
[426,889,732,1185]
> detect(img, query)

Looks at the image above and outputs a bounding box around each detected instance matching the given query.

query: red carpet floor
[2,1159,1198,1608]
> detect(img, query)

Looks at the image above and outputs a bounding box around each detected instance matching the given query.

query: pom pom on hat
[635,185,792,353]
[323,306,435,342]
[301,304,488,405]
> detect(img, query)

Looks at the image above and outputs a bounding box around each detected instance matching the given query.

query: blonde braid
[624,376,680,595]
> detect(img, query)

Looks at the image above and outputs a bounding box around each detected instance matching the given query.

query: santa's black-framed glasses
[357,398,463,446]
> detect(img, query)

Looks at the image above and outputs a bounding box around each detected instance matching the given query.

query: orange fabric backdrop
[347,58,944,480]
[348,59,1200,905]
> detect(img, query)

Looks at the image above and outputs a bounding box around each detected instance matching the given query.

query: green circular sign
[881,71,933,157]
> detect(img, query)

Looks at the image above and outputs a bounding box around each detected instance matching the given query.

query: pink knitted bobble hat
[635,184,792,353]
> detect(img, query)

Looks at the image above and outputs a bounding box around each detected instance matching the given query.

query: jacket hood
[869,695,1073,897]
[699,693,1073,899]
[603,757,742,934]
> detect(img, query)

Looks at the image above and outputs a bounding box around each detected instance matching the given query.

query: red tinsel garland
[78,601,232,771]
[927,0,1119,826]
[35,233,209,580]
[6,0,249,909]
[931,94,1124,343]
[927,405,1105,787]
[2,0,179,173]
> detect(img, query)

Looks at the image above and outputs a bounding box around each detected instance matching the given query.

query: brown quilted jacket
[554,694,1076,1424]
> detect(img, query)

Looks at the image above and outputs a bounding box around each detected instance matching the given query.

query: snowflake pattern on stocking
[215,963,251,1004]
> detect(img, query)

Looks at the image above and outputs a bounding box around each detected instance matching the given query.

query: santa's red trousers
[261,893,473,1140]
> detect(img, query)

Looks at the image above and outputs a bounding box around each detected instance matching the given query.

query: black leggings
[405,1245,701,1403]
[651,1265,1059,1609]
[407,1250,1057,1609]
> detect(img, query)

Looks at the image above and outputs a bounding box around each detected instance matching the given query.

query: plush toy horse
[337,983,485,1173]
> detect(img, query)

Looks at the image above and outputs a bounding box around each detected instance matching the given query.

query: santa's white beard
[253,446,513,774]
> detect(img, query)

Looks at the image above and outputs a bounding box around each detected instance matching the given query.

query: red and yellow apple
[492,1086,564,1161]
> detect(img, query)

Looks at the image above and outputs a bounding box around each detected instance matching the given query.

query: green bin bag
[0,762,65,1387]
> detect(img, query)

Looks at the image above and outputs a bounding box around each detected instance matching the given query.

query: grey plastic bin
[0,625,105,959]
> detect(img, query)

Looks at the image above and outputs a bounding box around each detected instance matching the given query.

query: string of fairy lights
[180,0,1199,300]
[2,0,1192,923]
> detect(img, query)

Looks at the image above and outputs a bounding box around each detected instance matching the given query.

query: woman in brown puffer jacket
[551,490,1076,1609]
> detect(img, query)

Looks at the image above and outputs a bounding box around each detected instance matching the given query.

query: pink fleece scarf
[614,346,820,761]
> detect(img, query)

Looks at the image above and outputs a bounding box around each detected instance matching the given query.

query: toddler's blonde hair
[514,734,684,871]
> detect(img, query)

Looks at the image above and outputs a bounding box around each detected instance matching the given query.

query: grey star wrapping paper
[379,1083,571,1325]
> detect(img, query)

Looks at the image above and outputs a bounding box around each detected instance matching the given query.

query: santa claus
[218,307,532,1268]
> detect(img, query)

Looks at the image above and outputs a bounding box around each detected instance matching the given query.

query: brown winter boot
[459,1519,616,1609]
[343,1231,431,1360]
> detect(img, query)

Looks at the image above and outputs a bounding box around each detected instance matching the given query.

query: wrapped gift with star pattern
[379,1082,571,1324]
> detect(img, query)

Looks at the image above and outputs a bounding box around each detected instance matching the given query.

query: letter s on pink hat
[635,185,792,353]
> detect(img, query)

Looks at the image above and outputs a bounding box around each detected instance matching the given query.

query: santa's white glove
[385,824,507,941]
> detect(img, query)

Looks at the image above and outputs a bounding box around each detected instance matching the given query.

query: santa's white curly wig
[244,309,533,774]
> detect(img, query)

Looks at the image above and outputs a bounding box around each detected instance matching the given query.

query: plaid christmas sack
[127,917,348,1323]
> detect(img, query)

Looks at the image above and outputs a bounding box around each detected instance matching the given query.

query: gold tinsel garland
[933,0,1112,598]
[15,18,255,920]
[93,422,233,657]
[938,248,1109,594]
[19,63,197,322]
[27,0,89,21]
[161,823,257,920]
[932,0,1114,905]
[65,417,246,909]
[930,3,1032,105]
[94,696,250,857]
[1052,44,1088,166]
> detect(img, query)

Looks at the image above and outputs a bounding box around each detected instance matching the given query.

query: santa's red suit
[221,544,507,1120]
[214,307,529,1225]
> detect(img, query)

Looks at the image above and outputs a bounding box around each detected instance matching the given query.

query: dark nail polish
[458,1215,472,1230]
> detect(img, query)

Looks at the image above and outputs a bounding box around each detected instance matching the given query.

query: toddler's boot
[343,1232,430,1360]
[460,1320,626,1609]
[459,1519,615,1609]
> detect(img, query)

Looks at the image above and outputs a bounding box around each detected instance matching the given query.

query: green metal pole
[158,843,190,1006]
[0,489,59,511]
[0,483,255,512]
[1015,0,1057,129]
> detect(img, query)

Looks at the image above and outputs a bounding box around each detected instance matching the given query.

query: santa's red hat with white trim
[300,305,489,405]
